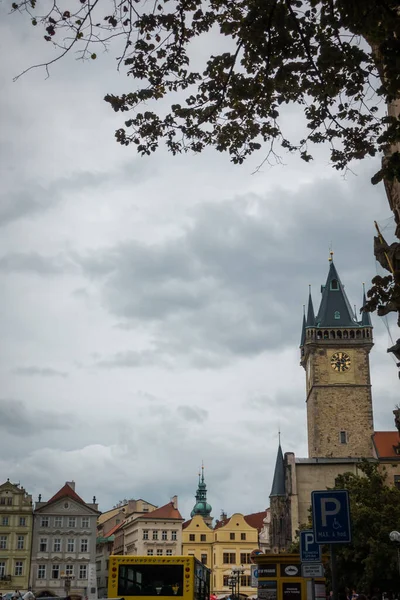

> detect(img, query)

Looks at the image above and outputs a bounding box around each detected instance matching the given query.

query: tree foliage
[8,0,400,176]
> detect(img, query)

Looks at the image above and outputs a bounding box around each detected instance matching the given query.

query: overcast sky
[0,6,398,522]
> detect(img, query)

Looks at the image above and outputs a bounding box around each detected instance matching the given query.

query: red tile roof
[244,510,268,532]
[104,522,123,537]
[46,483,87,507]
[373,431,400,458]
[137,502,183,521]
[214,517,230,530]
[182,519,192,529]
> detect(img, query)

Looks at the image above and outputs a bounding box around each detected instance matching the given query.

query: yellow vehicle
[108,556,211,600]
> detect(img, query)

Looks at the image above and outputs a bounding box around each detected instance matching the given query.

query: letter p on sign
[320,498,341,526]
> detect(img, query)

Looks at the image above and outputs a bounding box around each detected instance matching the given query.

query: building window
[7,497,12,506]
[39,538,48,552]
[51,564,60,579]
[0,536,7,550]
[53,538,61,552]
[334,311,340,319]
[17,536,25,550]
[54,517,63,528]
[171,531,177,541]
[201,554,207,565]
[152,530,158,540]
[200,534,206,542]
[331,279,339,291]
[156,549,163,556]
[143,530,149,540]
[79,565,88,580]
[240,553,251,564]
[223,553,236,564]
[340,431,347,444]
[0,498,4,505]
[67,539,75,552]
[40,517,49,527]
[241,533,246,541]
[147,550,154,556]
[0,562,5,577]
[82,517,90,528]
[80,538,88,552]
[162,530,168,540]
[223,576,230,587]
[189,534,195,542]
[19,517,26,527]
[166,550,172,556]
[240,576,252,587]
[37,565,46,580]
[66,565,74,576]
[394,476,400,490]
[2,517,9,526]
[14,562,23,576]
[68,517,76,528]
[230,533,235,540]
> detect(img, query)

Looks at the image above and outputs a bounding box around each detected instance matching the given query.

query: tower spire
[300,305,306,347]
[306,285,315,327]
[361,282,372,326]
[270,442,285,497]
[190,464,212,523]
[315,261,357,327]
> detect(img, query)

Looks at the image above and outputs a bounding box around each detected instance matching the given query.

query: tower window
[340,431,347,444]
[334,311,340,319]
[331,279,339,290]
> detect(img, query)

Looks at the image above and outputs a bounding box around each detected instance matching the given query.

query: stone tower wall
[306,343,374,458]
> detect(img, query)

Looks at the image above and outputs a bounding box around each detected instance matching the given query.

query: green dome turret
[190,465,212,519]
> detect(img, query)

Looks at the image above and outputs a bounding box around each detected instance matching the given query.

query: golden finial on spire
[328,250,334,262]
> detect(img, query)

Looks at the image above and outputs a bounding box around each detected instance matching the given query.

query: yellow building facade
[0,480,33,593]
[183,513,260,596]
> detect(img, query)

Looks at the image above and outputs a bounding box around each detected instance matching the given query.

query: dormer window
[331,279,339,290]
[334,311,340,320]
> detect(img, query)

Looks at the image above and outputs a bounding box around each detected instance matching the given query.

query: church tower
[300,255,374,459]
[269,442,292,552]
[190,465,213,526]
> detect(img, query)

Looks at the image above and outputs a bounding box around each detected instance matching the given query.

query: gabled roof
[182,519,192,529]
[372,431,400,459]
[244,510,268,532]
[270,444,285,497]
[46,483,87,507]
[136,502,183,521]
[315,261,358,328]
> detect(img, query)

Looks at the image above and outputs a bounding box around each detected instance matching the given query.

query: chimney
[66,481,75,491]
[171,495,178,509]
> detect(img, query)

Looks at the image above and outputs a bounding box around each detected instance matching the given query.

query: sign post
[312,490,352,600]
[300,530,322,600]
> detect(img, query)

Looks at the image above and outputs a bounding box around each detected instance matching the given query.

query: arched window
[334,311,340,319]
[350,330,355,339]
[331,279,339,290]
[337,330,342,339]
[343,330,348,339]
[330,330,335,339]
[356,330,361,339]
[323,330,329,339]
[317,331,322,340]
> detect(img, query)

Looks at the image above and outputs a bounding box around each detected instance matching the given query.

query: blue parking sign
[300,530,321,562]
[312,490,352,544]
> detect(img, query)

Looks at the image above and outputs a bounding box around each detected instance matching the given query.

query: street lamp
[231,566,245,600]
[389,531,400,573]
[60,572,75,597]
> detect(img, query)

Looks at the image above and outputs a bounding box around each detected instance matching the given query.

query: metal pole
[330,545,338,600]
[311,578,316,600]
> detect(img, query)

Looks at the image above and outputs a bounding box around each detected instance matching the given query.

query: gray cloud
[74,164,386,368]
[0,398,73,435]
[12,366,68,378]
[177,405,208,423]
[0,252,74,275]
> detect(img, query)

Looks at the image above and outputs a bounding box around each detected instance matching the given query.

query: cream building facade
[0,480,33,594]
[122,497,183,556]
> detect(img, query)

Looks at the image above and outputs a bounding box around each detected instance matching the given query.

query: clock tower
[300,256,374,458]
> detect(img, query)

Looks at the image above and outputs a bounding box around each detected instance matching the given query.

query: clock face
[331,351,351,372]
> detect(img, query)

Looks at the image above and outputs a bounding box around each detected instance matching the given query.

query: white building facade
[30,482,100,600]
